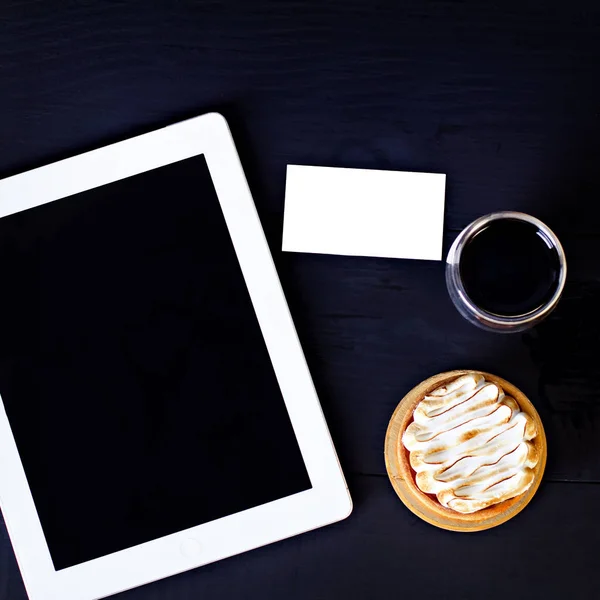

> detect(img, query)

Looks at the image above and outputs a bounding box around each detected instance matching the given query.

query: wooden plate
[384,370,547,532]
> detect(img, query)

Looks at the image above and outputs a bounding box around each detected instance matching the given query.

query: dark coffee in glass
[459,219,561,317]
[446,212,567,332]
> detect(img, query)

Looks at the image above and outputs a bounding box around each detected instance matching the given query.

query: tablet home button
[180,538,202,558]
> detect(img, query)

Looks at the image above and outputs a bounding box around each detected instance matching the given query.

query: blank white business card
[282,165,446,261]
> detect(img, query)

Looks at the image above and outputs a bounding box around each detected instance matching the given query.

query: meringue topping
[402,374,539,514]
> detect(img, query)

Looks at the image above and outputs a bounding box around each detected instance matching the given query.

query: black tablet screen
[0,155,311,570]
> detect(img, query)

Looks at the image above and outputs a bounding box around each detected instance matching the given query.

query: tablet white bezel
[0,113,351,600]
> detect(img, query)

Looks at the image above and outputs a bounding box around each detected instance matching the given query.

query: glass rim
[446,211,567,328]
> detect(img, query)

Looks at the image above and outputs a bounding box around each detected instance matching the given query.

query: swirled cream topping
[402,374,539,514]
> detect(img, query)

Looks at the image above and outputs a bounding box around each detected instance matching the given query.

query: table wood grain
[1,1,600,598]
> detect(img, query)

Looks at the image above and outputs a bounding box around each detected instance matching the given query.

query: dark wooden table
[2,1,600,598]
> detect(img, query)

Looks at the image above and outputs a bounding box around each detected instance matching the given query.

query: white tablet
[0,113,351,600]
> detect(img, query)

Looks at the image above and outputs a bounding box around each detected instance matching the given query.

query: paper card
[282,165,446,261]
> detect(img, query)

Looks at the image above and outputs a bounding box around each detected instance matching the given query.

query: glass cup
[446,211,567,333]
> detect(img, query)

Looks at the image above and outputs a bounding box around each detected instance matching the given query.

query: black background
[1,0,600,598]
[0,155,310,571]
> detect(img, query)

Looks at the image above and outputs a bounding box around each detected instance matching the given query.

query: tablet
[0,113,351,600]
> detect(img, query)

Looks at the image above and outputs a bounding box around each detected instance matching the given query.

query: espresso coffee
[459,219,561,317]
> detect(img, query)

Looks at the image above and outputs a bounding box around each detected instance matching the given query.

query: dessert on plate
[384,370,547,531]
